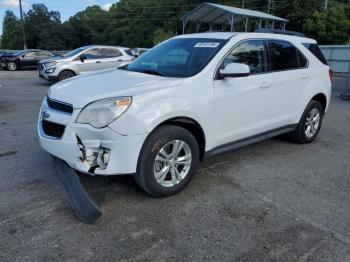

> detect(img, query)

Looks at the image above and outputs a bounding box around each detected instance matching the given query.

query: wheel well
[60,69,76,75]
[158,117,206,161]
[311,93,327,112]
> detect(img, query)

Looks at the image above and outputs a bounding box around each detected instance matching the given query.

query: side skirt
[204,124,297,159]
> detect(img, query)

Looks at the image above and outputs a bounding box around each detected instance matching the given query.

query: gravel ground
[0,70,350,262]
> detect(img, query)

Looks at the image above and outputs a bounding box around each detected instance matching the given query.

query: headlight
[44,61,57,67]
[76,97,132,128]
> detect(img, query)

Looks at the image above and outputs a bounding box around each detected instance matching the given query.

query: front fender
[110,94,206,135]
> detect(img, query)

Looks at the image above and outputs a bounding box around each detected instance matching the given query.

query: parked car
[0,49,55,71]
[130,48,149,57]
[38,45,136,82]
[38,32,331,197]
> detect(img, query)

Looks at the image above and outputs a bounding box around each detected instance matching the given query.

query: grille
[42,120,65,138]
[38,64,43,71]
[47,97,73,114]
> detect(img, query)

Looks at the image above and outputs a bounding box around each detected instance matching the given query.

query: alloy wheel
[304,108,320,138]
[153,140,192,188]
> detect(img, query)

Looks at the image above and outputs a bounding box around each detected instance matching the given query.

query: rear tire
[290,100,324,144]
[135,125,199,197]
[58,70,75,81]
[7,62,17,71]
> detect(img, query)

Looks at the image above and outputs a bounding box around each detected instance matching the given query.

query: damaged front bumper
[38,101,147,175]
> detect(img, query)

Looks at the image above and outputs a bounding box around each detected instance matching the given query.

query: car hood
[47,69,183,108]
[0,53,18,59]
[39,56,71,64]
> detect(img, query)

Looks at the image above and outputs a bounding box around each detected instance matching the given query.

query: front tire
[135,125,199,197]
[291,100,324,144]
[7,61,17,71]
[58,70,75,81]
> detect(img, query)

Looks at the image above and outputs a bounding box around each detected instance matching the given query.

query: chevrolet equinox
[38,32,332,197]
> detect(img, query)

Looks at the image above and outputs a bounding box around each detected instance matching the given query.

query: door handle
[117,59,123,62]
[260,81,272,89]
[96,61,101,63]
[301,74,309,80]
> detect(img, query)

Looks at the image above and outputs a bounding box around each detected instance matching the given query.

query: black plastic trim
[204,124,297,158]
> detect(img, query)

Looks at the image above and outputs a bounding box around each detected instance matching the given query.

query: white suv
[38,32,331,197]
[38,45,135,82]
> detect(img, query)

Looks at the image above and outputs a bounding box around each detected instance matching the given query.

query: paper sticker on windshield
[194,42,220,48]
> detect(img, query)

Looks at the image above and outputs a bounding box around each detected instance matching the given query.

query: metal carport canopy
[181,2,288,33]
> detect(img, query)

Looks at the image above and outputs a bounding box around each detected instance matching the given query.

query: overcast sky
[0,0,116,35]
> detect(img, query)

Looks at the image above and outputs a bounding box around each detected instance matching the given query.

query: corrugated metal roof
[182,2,288,24]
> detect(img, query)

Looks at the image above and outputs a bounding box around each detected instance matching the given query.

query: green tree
[1,10,22,49]
[152,28,174,45]
[304,3,350,44]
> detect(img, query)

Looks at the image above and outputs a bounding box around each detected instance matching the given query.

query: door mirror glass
[219,63,250,78]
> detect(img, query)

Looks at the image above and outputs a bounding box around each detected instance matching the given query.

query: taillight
[329,69,334,82]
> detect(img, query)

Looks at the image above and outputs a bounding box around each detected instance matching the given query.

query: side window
[223,40,267,74]
[297,50,308,68]
[82,48,103,60]
[302,43,328,65]
[268,40,299,71]
[103,48,122,58]
[23,52,36,58]
[37,51,51,57]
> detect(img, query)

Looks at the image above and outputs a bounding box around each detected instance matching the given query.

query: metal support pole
[196,22,201,33]
[324,0,328,11]
[242,0,245,8]
[245,17,248,32]
[272,20,275,29]
[19,0,27,49]
[182,18,188,34]
[230,15,234,32]
[283,22,286,30]
[267,0,272,13]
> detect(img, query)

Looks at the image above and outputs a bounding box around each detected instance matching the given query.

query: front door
[20,51,37,67]
[213,40,273,146]
[74,48,105,73]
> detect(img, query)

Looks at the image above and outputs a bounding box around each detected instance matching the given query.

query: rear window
[302,43,328,65]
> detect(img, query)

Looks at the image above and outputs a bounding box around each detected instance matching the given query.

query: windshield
[63,47,86,58]
[126,38,226,77]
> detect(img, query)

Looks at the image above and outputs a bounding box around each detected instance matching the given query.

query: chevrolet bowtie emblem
[42,110,50,119]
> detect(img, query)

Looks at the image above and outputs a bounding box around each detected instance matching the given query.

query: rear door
[36,51,54,62]
[101,48,124,69]
[265,40,310,128]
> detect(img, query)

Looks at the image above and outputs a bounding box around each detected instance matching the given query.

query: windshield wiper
[131,69,166,77]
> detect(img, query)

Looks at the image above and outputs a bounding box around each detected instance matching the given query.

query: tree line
[1,0,349,50]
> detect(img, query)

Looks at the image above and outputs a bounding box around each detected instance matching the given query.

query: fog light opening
[76,135,110,171]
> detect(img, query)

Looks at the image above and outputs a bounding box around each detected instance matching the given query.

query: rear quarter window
[302,43,328,65]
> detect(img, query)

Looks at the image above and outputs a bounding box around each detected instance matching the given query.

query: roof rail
[255,28,306,37]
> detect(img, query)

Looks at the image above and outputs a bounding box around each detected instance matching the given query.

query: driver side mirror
[80,55,87,62]
[219,63,250,79]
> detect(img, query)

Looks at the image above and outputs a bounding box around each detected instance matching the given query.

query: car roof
[175,32,316,43]
[83,45,129,49]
